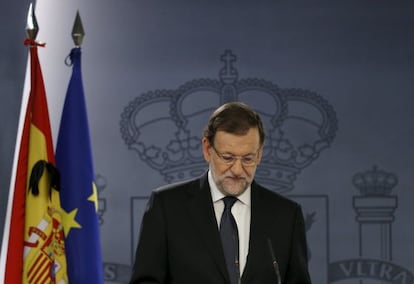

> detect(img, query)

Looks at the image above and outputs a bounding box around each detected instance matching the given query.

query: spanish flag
[0,40,68,283]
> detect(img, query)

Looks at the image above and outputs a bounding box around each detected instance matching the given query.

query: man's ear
[202,138,211,163]
[256,146,264,165]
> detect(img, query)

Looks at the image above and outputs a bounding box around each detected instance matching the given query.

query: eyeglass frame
[210,144,261,167]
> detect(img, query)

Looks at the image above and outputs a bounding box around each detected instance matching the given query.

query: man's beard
[216,175,250,197]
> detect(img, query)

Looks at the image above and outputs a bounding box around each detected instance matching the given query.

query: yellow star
[61,208,81,237]
[88,182,99,212]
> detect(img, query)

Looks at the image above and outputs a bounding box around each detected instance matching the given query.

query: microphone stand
[234,234,241,284]
[267,239,281,284]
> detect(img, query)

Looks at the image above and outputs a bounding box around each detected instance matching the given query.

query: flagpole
[0,4,38,283]
[72,11,85,47]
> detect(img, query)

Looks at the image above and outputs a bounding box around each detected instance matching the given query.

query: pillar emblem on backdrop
[103,50,413,283]
[329,166,414,283]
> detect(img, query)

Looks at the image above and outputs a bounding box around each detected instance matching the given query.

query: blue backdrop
[1,1,413,283]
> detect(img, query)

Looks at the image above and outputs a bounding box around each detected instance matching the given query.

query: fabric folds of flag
[1,42,68,284]
[56,47,104,283]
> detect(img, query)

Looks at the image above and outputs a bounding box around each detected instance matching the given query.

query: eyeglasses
[210,145,260,167]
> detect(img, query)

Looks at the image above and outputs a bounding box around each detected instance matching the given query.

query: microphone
[267,238,281,284]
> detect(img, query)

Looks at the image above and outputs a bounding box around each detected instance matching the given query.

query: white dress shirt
[208,170,251,275]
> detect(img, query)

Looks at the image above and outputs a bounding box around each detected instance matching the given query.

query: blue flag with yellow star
[56,47,104,283]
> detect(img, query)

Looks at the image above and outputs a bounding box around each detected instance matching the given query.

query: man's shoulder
[155,178,196,192]
[253,181,300,209]
[153,174,206,197]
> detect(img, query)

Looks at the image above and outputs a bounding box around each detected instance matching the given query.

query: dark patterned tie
[220,196,239,284]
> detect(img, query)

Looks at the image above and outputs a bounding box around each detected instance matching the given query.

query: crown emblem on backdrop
[353,165,398,196]
[120,50,338,193]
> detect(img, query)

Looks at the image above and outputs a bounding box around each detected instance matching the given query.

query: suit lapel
[186,174,229,281]
[241,182,270,281]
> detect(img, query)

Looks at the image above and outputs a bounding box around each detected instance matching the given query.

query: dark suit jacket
[130,173,311,284]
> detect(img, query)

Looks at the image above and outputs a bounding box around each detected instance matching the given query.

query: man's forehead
[214,129,260,148]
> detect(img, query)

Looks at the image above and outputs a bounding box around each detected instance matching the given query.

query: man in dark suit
[130,102,311,284]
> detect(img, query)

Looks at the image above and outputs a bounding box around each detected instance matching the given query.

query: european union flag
[56,47,104,283]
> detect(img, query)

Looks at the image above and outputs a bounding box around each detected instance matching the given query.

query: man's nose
[230,158,244,175]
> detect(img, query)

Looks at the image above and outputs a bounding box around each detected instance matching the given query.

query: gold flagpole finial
[72,11,85,47]
[26,3,39,40]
